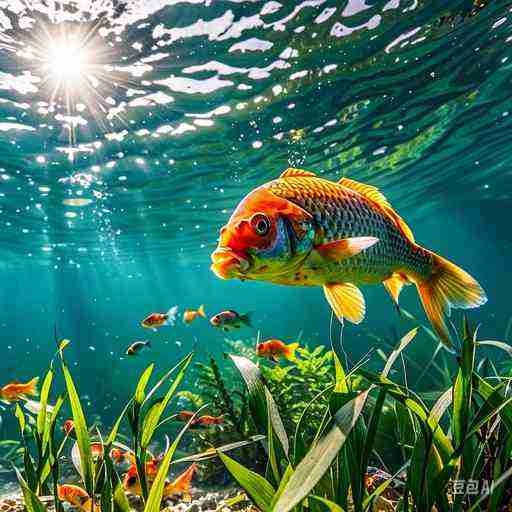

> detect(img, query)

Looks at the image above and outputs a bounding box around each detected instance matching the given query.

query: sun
[46,44,87,82]
[44,36,90,86]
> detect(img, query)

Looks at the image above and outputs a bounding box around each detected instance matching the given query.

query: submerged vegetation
[2,317,512,511]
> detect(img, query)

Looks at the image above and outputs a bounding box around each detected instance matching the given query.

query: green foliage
[216,320,512,512]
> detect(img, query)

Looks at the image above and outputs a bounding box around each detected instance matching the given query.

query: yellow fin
[416,250,487,349]
[315,236,379,261]
[339,177,415,243]
[280,167,317,179]
[339,177,392,208]
[323,283,365,324]
[383,273,410,308]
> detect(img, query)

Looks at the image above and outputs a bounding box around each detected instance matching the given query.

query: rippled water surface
[0,0,511,265]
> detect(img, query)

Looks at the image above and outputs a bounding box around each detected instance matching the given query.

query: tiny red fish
[62,419,75,438]
[0,377,39,403]
[183,305,206,324]
[141,306,178,329]
[256,340,299,363]
[176,411,224,427]
[110,448,135,465]
[163,463,197,501]
[90,442,104,461]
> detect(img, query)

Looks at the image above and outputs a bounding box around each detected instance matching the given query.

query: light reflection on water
[0,0,510,266]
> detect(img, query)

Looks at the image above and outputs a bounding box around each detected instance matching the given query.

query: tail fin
[284,343,299,362]
[26,377,39,397]
[416,251,487,348]
[197,304,206,318]
[163,463,197,498]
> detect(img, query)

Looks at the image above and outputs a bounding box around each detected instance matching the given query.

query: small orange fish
[62,419,75,438]
[123,456,161,496]
[183,305,206,324]
[58,484,100,512]
[141,306,178,329]
[256,340,299,363]
[176,411,224,427]
[110,448,135,465]
[211,168,487,348]
[123,464,142,496]
[0,377,39,403]
[163,463,197,501]
[90,442,104,461]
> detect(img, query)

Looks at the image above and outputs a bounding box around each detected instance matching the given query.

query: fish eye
[251,213,271,236]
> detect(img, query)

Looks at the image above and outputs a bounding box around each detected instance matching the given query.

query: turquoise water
[0,0,511,437]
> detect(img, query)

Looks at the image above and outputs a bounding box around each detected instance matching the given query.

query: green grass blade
[36,369,53,442]
[106,399,133,448]
[218,451,275,512]
[230,354,289,456]
[382,328,418,378]
[273,389,369,512]
[310,495,346,512]
[140,352,193,448]
[61,362,94,494]
[14,467,47,512]
[135,364,154,405]
[143,406,205,512]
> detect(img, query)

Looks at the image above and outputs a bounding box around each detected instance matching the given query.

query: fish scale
[267,176,433,284]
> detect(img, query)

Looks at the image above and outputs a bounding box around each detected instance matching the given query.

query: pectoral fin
[315,237,379,262]
[383,273,410,311]
[323,283,366,324]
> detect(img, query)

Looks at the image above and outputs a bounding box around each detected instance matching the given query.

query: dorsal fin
[280,168,317,179]
[339,177,415,243]
[338,177,392,208]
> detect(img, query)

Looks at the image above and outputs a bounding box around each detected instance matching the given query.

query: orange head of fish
[211,185,315,281]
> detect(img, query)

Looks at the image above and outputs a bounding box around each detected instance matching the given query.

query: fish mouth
[210,247,250,279]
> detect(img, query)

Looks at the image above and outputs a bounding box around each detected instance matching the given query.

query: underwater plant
[217,319,512,512]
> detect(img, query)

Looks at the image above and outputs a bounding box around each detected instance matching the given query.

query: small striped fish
[211,168,487,347]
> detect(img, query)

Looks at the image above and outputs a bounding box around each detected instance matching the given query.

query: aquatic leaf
[58,339,71,358]
[14,403,26,434]
[477,339,512,356]
[36,369,53,440]
[61,362,94,494]
[135,364,154,405]
[230,354,289,456]
[144,406,205,512]
[265,386,289,461]
[309,495,346,512]
[171,435,265,464]
[143,352,193,406]
[467,465,512,512]
[382,327,418,378]
[292,384,335,463]
[106,399,133,448]
[140,352,193,448]
[360,387,385,499]
[230,355,267,431]
[218,451,275,512]
[473,374,512,430]
[452,329,475,449]
[113,479,131,512]
[269,464,294,509]
[273,389,369,512]
[13,467,47,512]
